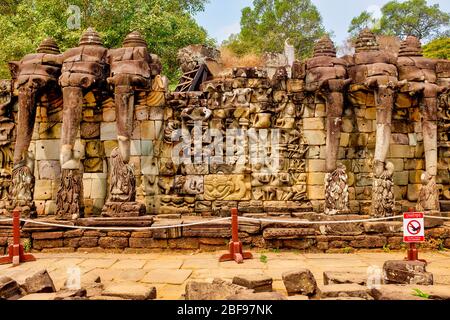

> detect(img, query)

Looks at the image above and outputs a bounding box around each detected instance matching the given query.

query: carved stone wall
[0,33,449,220]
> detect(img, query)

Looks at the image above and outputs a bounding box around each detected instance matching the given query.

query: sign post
[403,209,425,262]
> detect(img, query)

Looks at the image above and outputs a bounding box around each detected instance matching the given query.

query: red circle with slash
[407,220,421,235]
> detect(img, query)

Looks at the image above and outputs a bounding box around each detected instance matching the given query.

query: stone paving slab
[142,269,192,285]
[1,251,450,300]
[143,259,183,270]
[110,259,147,270]
[79,258,118,269]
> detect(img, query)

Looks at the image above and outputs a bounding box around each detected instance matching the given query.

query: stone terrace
[1,250,450,299]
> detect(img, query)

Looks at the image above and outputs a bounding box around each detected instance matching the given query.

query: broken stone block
[232,275,273,293]
[0,276,22,300]
[102,282,156,300]
[54,288,87,300]
[227,292,287,300]
[317,284,371,299]
[185,278,253,300]
[370,285,450,300]
[323,272,366,285]
[383,260,433,285]
[282,269,317,296]
[22,270,56,294]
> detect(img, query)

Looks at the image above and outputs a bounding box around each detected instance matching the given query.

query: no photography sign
[403,212,425,243]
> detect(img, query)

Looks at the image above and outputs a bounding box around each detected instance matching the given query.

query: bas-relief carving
[372,161,395,217]
[102,148,145,217]
[56,169,82,220]
[204,174,251,201]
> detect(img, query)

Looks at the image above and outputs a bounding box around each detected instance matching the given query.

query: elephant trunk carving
[115,85,135,163]
[14,84,38,167]
[60,86,83,169]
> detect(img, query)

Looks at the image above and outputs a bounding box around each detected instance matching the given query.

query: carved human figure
[305,35,350,214]
[349,29,399,216]
[9,38,61,214]
[397,36,443,212]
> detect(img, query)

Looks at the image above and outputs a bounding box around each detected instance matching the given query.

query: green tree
[223,0,326,59]
[0,0,213,82]
[423,37,450,59]
[348,0,450,41]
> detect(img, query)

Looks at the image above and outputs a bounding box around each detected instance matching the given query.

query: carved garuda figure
[101,31,150,217]
[9,38,62,216]
[348,29,398,217]
[397,36,444,212]
[305,35,350,214]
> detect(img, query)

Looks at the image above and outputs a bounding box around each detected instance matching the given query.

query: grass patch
[412,288,430,299]
[259,254,268,263]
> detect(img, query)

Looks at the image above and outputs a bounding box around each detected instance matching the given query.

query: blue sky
[194,0,450,46]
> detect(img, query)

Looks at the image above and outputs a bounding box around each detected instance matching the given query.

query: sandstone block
[34,180,53,200]
[303,130,326,145]
[100,123,117,141]
[0,276,22,300]
[282,269,317,296]
[383,260,433,285]
[232,275,273,293]
[22,270,56,294]
[303,118,324,130]
[185,278,252,300]
[36,140,60,160]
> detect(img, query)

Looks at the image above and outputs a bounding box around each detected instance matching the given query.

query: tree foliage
[423,37,450,59]
[223,0,326,59]
[348,0,450,41]
[0,0,213,82]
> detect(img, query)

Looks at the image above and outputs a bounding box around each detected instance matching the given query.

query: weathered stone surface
[282,269,317,296]
[370,285,450,300]
[383,260,433,285]
[317,284,371,299]
[98,237,128,249]
[185,278,253,300]
[263,228,316,239]
[363,222,402,234]
[22,270,56,294]
[232,275,273,293]
[227,292,287,300]
[323,272,366,285]
[0,276,22,300]
[102,282,156,300]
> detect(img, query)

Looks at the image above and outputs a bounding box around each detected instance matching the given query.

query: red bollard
[219,208,252,264]
[0,209,36,266]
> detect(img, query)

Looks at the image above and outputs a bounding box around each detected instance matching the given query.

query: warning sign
[403,212,425,243]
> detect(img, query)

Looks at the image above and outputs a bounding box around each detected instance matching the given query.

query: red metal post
[219,208,253,264]
[0,209,36,266]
